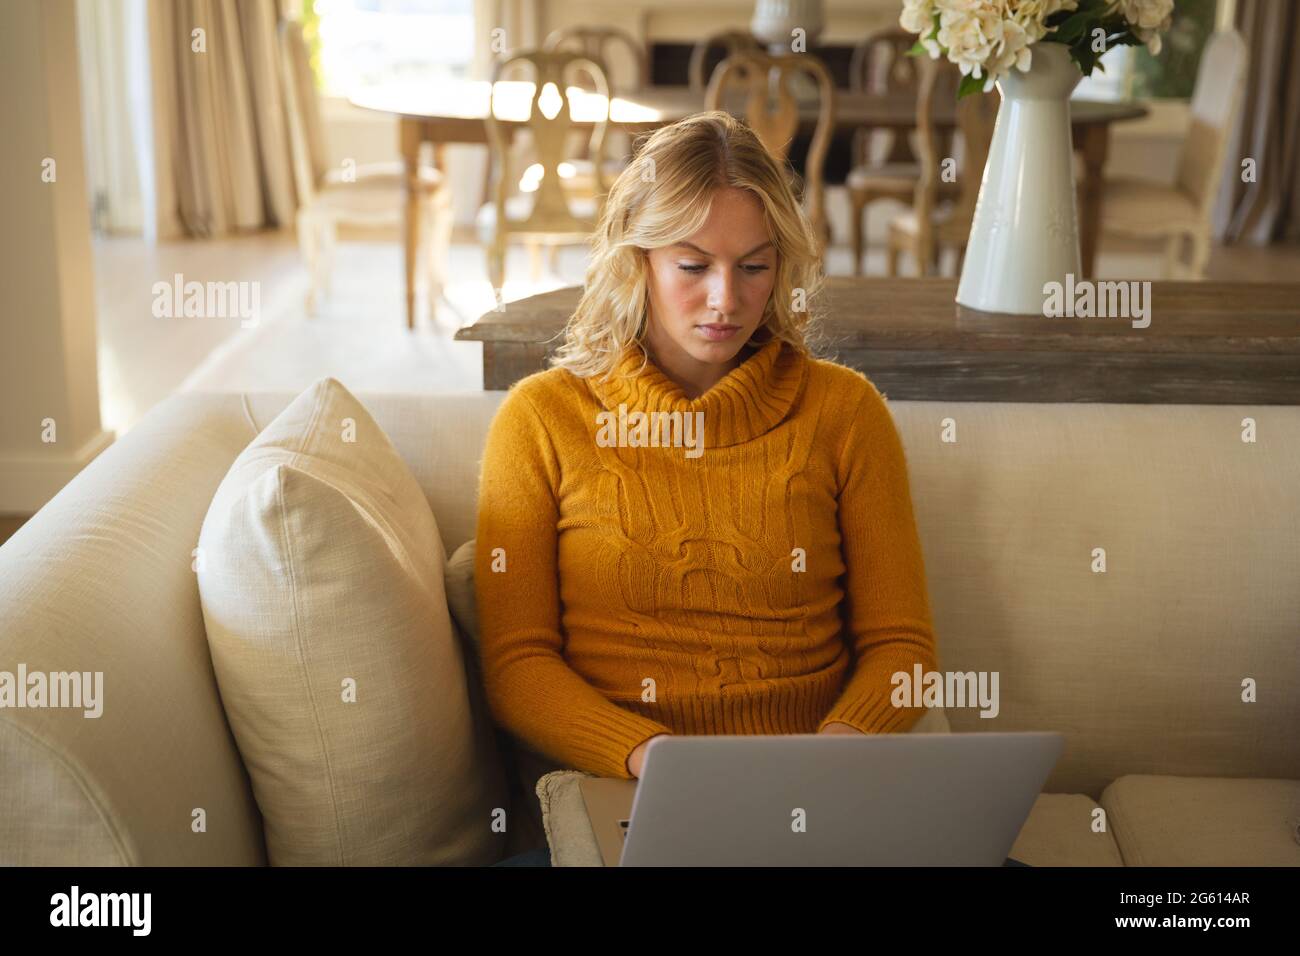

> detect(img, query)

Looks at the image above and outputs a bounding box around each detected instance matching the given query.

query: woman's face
[643,188,778,387]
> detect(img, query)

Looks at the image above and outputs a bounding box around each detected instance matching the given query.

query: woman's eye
[678,264,770,274]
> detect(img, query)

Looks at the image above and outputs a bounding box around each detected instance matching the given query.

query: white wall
[0,0,115,513]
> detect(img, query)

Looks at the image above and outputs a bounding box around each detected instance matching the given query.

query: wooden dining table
[350,81,1148,330]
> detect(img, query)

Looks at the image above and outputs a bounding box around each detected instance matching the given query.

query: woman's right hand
[626,733,671,778]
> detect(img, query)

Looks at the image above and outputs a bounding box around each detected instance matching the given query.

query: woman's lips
[697,324,740,340]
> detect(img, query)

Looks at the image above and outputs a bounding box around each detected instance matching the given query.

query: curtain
[147,0,299,238]
[76,0,146,235]
[1212,0,1300,244]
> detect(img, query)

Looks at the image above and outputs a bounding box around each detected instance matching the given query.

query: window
[301,0,475,96]
[1074,44,1136,101]
[1073,0,1221,102]
[1129,0,1219,99]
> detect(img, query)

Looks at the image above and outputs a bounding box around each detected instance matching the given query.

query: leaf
[1053,22,1084,43]
[1051,13,1094,43]
[908,15,947,60]
[957,72,987,99]
[1072,46,1098,76]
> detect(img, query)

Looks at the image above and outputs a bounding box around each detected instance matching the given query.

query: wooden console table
[454,278,1300,403]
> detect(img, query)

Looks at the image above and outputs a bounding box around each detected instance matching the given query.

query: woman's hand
[628,726,861,778]
[818,721,866,734]
[626,733,671,778]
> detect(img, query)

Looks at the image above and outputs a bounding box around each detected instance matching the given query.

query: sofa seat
[1101,774,1300,866]
[1009,793,1125,866]
[3,389,1296,865]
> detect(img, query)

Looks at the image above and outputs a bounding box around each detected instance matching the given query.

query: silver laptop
[579,732,1063,866]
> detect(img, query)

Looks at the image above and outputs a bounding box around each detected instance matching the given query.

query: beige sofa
[1,388,1297,866]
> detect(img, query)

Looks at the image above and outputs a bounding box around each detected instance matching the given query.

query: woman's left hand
[818,721,866,734]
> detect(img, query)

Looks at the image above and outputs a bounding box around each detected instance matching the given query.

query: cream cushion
[846,162,922,189]
[1101,775,1300,866]
[1100,176,1202,235]
[445,538,480,647]
[446,539,558,854]
[1007,793,1125,867]
[536,770,605,867]
[196,377,505,865]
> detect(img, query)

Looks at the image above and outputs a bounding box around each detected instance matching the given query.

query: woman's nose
[707,269,738,314]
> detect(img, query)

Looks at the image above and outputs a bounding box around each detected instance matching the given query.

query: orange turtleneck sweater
[474,334,939,780]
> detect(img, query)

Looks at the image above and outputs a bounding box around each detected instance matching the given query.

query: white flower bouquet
[899,0,1175,97]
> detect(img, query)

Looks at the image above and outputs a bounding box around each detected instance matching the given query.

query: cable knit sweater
[474,334,939,780]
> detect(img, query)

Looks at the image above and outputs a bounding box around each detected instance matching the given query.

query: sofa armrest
[0,392,269,864]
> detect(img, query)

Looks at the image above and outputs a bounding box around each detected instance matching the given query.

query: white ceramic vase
[956,41,1083,315]
[750,0,825,48]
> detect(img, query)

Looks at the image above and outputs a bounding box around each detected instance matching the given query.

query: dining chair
[542,25,648,92]
[886,54,997,277]
[540,25,647,240]
[847,26,959,276]
[689,30,765,93]
[277,18,451,325]
[1097,29,1249,279]
[477,49,612,292]
[704,48,837,257]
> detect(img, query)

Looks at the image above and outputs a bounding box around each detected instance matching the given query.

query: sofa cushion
[445,538,480,656]
[1101,774,1300,866]
[536,770,604,866]
[1008,793,1125,866]
[196,376,506,865]
[447,538,560,854]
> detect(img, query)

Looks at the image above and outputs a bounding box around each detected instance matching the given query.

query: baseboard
[0,428,117,513]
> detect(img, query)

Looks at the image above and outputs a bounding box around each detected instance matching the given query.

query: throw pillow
[196,376,507,865]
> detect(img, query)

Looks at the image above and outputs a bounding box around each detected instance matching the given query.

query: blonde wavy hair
[548,110,829,382]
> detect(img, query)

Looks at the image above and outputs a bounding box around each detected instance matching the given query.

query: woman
[478,111,1025,867]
